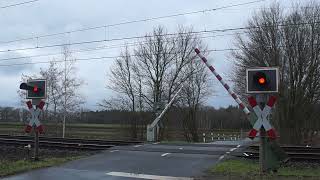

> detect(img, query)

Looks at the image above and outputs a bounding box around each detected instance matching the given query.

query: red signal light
[258,77,266,84]
[33,86,38,93]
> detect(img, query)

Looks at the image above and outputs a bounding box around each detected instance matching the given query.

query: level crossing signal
[19,79,47,161]
[195,48,286,172]
[246,67,279,93]
[20,79,46,99]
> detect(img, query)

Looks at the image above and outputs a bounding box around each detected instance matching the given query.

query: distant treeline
[0,105,250,130]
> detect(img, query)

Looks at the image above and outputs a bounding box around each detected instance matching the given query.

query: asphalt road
[2,140,251,180]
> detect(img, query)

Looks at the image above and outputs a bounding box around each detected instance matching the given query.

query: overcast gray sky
[0,0,306,110]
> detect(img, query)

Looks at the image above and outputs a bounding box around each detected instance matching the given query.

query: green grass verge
[209,159,320,179]
[0,157,82,177]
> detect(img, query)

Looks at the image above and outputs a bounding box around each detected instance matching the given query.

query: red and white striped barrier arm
[195,48,250,115]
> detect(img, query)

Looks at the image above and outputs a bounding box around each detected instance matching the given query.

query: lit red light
[33,86,38,92]
[258,78,266,84]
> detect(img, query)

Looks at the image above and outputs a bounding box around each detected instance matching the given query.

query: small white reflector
[230,148,237,152]
[161,153,170,157]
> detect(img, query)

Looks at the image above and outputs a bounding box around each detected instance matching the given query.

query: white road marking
[230,148,237,152]
[219,155,225,160]
[134,145,142,148]
[106,172,193,180]
[243,153,249,157]
[153,142,160,145]
[237,145,241,148]
[226,151,230,154]
[110,150,119,153]
[179,147,183,150]
[161,153,171,157]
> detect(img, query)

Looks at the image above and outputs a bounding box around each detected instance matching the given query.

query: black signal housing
[20,79,46,99]
[246,68,278,93]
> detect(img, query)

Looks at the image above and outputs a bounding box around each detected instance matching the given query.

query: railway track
[240,145,320,161]
[0,134,143,150]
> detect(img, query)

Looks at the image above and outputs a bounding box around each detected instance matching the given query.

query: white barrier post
[211,132,214,141]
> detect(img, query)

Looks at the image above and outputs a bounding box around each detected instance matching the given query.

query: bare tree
[134,27,175,112]
[39,61,63,135]
[104,25,210,141]
[177,57,212,142]
[108,47,136,112]
[231,2,320,144]
[61,45,85,138]
[40,62,63,121]
[104,47,140,139]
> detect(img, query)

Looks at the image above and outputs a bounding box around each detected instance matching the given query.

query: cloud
[0,0,297,109]
[0,51,34,75]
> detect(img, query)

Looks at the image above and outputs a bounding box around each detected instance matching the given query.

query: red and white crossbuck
[195,48,278,140]
[25,101,45,134]
[247,96,277,139]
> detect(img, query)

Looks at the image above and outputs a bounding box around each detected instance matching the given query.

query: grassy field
[0,121,244,141]
[208,159,320,179]
[0,157,82,177]
[0,122,129,140]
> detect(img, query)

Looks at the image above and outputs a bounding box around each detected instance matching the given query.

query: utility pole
[63,52,67,138]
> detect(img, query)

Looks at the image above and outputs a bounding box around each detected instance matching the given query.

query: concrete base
[147,125,155,142]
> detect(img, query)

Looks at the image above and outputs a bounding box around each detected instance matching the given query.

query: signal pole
[256,94,267,172]
[20,80,47,161]
[34,130,39,160]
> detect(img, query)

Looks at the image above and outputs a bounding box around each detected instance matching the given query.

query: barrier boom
[150,84,184,128]
[195,48,250,115]
[147,84,184,142]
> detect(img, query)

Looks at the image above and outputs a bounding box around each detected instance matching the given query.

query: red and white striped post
[195,48,250,115]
